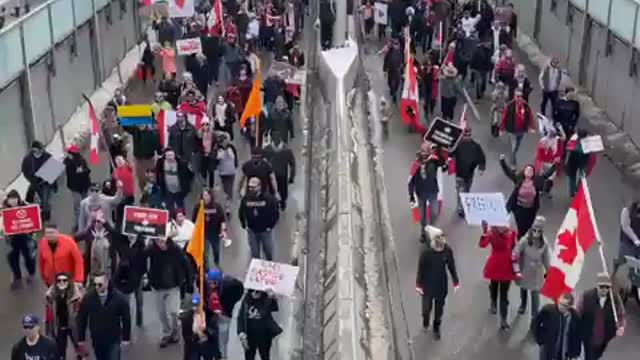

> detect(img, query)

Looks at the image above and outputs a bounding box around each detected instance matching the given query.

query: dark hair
[559,292,575,305]
[31,140,44,150]
[44,223,58,230]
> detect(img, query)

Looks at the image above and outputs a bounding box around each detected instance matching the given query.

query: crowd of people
[3,0,307,359]
[372,1,637,359]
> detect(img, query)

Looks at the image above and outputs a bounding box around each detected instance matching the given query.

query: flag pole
[580,176,620,324]
[438,21,444,63]
[198,200,205,313]
[81,93,116,170]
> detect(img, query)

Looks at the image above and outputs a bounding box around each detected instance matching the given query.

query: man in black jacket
[64,144,91,228]
[21,140,54,221]
[145,237,194,348]
[11,315,58,360]
[77,273,131,360]
[553,87,580,141]
[451,128,486,217]
[415,227,459,340]
[534,292,582,360]
[239,177,280,260]
[264,133,296,210]
[469,41,492,100]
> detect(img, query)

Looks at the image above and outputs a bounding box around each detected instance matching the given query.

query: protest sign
[176,38,202,55]
[374,2,388,25]
[460,192,510,226]
[424,117,464,151]
[581,135,604,153]
[1,205,42,235]
[122,206,170,238]
[244,259,300,297]
[35,157,65,184]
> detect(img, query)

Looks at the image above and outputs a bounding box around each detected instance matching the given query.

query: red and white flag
[157,109,177,149]
[459,103,468,129]
[540,180,596,300]
[207,0,225,36]
[400,32,424,132]
[88,103,100,165]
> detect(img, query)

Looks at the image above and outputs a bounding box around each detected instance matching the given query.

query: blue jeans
[510,133,524,165]
[418,192,439,237]
[92,340,120,360]
[247,229,274,260]
[519,288,540,319]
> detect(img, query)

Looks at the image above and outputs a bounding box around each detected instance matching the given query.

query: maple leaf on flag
[556,228,578,265]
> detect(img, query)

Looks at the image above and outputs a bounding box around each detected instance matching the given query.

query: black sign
[424,117,464,151]
[122,206,170,238]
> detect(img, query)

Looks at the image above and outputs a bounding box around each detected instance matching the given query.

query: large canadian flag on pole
[400,29,425,132]
[88,102,100,165]
[207,0,225,36]
[157,109,177,149]
[540,181,597,300]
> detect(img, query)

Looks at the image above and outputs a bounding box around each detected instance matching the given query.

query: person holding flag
[408,142,445,243]
[400,28,425,132]
[239,56,263,148]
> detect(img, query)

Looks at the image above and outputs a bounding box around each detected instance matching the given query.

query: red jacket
[479,229,517,281]
[178,101,207,129]
[534,138,564,174]
[113,164,135,197]
[38,234,84,286]
[500,98,534,134]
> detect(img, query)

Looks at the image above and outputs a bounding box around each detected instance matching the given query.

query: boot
[518,290,527,314]
[489,302,497,314]
[422,315,430,331]
[433,321,441,340]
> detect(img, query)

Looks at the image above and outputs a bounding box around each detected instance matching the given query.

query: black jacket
[266,107,294,142]
[217,275,245,318]
[263,146,296,180]
[238,192,280,232]
[416,245,459,299]
[533,304,582,360]
[155,157,193,197]
[500,158,554,213]
[168,122,199,163]
[180,308,220,354]
[64,153,91,193]
[554,98,580,132]
[237,295,282,339]
[579,287,623,346]
[124,126,161,160]
[408,157,442,201]
[469,44,493,72]
[145,241,193,290]
[113,235,147,294]
[77,286,131,343]
[21,151,52,185]
[11,335,58,360]
[451,139,486,180]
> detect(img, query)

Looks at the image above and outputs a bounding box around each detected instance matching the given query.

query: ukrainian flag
[117,105,154,126]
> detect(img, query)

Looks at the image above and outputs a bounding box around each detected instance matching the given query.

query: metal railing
[567,0,640,46]
[0,0,115,88]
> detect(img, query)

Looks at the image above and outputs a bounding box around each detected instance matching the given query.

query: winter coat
[38,235,84,286]
[123,126,161,160]
[180,308,220,356]
[113,235,147,295]
[238,191,280,232]
[470,44,492,72]
[534,138,564,174]
[265,106,295,142]
[144,240,193,290]
[450,138,486,180]
[416,245,459,299]
[217,275,245,318]
[77,285,131,343]
[578,288,625,347]
[263,145,296,179]
[21,151,52,185]
[168,121,199,163]
[533,304,582,360]
[237,295,282,339]
[500,158,554,214]
[408,156,442,201]
[512,236,550,290]
[63,154,91,194]
[508,76,533,100]
[45,283,82,338]
[500,98,534,134]
[479,229,517,281]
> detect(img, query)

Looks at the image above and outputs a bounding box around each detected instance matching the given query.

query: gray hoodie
[78,192,122,230]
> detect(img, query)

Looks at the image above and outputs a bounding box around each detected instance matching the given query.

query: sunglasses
[56,278,69,284]
[531,229,543,233]
[94,282,106,288]
[23,325,35,330]
[598,285,611,290]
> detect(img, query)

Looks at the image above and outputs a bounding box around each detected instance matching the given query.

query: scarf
[215,103,227,126]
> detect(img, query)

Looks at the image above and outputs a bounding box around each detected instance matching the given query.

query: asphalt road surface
[0,56,301,359]
[363,42,639,359]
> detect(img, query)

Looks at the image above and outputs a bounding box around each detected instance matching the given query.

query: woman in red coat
[479,220,517,331]
[534,125,565,197]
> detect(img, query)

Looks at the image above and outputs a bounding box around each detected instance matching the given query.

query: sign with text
[122,206,170,238]
[176,38,202,55]
[424,117,464,151]
[374,2,388,25]
[1,205,42,235]
[35,157,65,184]
[244,259,300,297]
[581,135,604,154]
[460,192,510,226]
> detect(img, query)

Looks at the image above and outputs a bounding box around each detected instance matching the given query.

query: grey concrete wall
[511,0,640,144]
[0,0,140,188]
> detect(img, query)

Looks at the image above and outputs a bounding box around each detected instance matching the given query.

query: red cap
[66,144,80,154]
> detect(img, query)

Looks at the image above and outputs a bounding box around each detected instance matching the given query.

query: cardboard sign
[424,117,464,151]
[374,2,388,25]
[1,205,42,235]
[581,135,604,153]
[244,259,300,297]
[460,192,510,226]
[122,206,170,238]
[35,157,65,184]
[176,38,202,55]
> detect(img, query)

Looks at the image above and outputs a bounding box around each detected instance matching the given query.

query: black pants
[54,327,78,359]
[388,75,401,103]
[540,90,559,116]
[244,336,272,360]
[418,28,433,53]
[421,293,446,329]
[441,96,457,120]
[7,236,35,280]
[489,280,511,320]
[116,196,135,228]
[320,20,333,49]
[200,155,216,189]
[276,174,289,209]
[584,343,608,360]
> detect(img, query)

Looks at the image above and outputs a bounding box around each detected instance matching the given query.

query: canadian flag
[400,33,424,132]
[207,0,225,36]
[540,180,596,300]
[88,103,100,165]
[157,109,177,149]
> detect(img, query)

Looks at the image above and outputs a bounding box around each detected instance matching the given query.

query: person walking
[204,269,244,360]
[469,41,492,100]
[239,177,280,260]
[508,64,533,102]
[577,273,626,360]
[450,128,485,217]
[11,315,58,360]
[3,190,37,289]
[78,182,123,231]
[263,132,296,210]
[512,216,550,326]
[216,132,238,216]
[415,226,459,340]
[192,189,227,266]
[238,148,280,199]
[168,111,199,166]
[112,155,135,226]
[618,199,640,267]
[439,63,462,121]
[479,220,518,331]
[499,89,535,165]
[113,234,146,328]
[409,142,444,242]
[38,224,85,288]
[500,154,554,236]
[565,129,595,197]
[21,140,54,221]
[45,272,84,359]
[553,87,580,141]
[76,272,131,360]
[538,57,562,116]
[237,289,282,360]
[180,293,220,360]
[197,118,219,189]
[533,292,582,360]
[155,148,194,211]
[123,122,161,191]
[63,144,91,228]
[534,124,565,197]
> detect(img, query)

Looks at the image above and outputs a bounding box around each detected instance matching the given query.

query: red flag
[400,34,424,132]
[157,109,177,149]
[207,0,225,36]
[88,103,100,165]
[540,182,596,300]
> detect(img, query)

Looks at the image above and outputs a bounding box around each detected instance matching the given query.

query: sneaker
[159,336,171,348]
[433,330,441,340]
[517,305,526,315]
[489,304,497,314]
[500,320,510,331]
[169,335,180,344]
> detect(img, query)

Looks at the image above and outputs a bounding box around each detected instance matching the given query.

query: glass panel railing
[51,0,75,42]
[22,8,52,64]
[75,0,95,25]
[0,26,25,87]
[571,0,587,10]
[588,0,611,24]
[96,0,111,10]
[610,0,637,42]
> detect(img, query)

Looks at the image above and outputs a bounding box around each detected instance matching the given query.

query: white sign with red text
[176,38,202,55]
[244,259,299,297]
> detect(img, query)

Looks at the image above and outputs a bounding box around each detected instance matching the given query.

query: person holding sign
[3,190,37,290]
[409,142,445,243]
[237,289,282,360]
[21,141,54,222]
[565,129,597,198]
[450,128,486,217]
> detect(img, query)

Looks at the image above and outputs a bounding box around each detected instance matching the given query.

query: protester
[263,132,296,210]
[112,155,135,225]
[198,118,220,188]
[239,177,280,260]
[479,220,517,331]
[3,190,37,289]
[170,208,195,250]
[78,182,123,230]
[11,315,58,360]
[45,272,83,359]
[77,272,131,360]
[38,224,84,288]
[113,234,147,328]
[533,292,582,360]
[500,89,535,165]
[237,148,279,198]
[63,144,92,227]
[155,148,194,211]
[123,123,161,191]
[237,289,282,360]
[168,111,200,165]
[538,57,562,116]
[415,226,459,340]
[565,129,596,197]
[450,128,485,217]
[180,293,221,360]
[216,132,239,215]
[205,269,244,359]
[619,198,640,263]
[409,142,444,242]
[74,210,118,282]
[533,124,565,197]
[21,140,54,221]
[192,188,227,266]
[553,87,580,141]
[439,63,462,121]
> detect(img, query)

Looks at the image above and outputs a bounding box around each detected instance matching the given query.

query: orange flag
[239,58,262,128]
[187,201,206,272]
